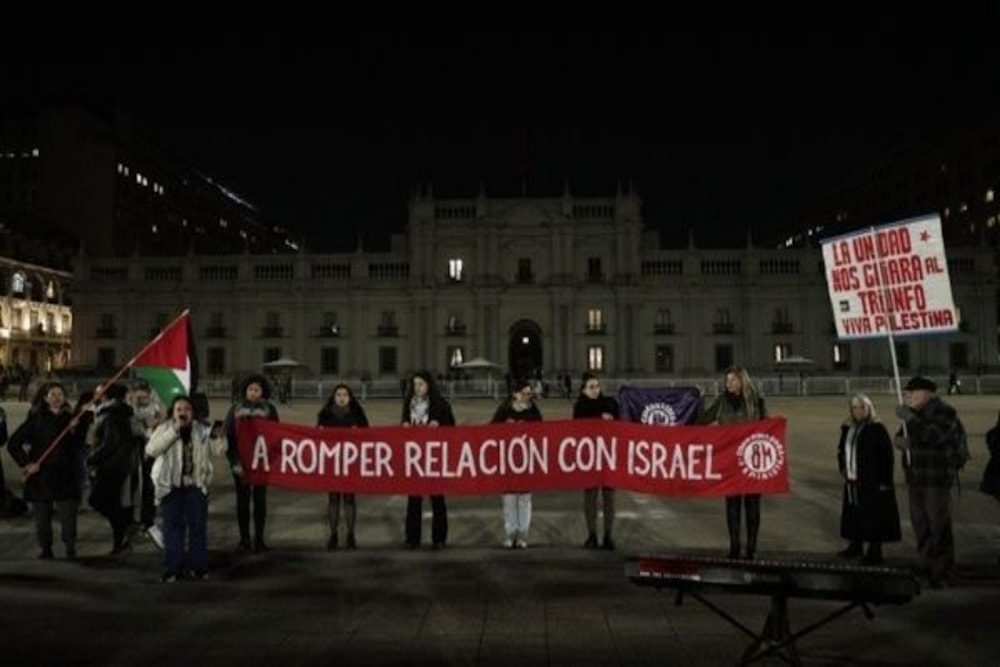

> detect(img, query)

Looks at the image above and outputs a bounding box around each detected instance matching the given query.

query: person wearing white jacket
[146,395,227,582]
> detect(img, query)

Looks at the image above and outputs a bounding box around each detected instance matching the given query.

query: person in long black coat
[836,393,901,565]
[87,382,143,555]
[7,382,83,558]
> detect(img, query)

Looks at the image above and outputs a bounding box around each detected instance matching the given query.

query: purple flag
[617,386,701,425]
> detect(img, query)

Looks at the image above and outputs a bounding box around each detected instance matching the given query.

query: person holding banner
[225,374,280,553]
[146,395,227,582]
[317,383,370,550]
[895,376,965,588]
[6,382,84,559]
[836,394,901,565]
[574,372,620,550]
[401,370,455,549]
[491,378,542,549]
[701,365,767,560]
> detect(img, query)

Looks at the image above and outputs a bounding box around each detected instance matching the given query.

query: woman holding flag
[7,381,84,559]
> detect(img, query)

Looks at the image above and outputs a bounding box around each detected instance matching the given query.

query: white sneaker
[146,524,164,551]
[503,537,514,549]
[515,539,528,549]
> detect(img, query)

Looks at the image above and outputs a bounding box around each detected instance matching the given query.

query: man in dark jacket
[896,376,965,587]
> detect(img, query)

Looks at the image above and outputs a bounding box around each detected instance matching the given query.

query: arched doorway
[508,319,543,382]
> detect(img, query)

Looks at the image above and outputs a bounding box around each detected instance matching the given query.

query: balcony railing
[261,326,284,338]
[712,322,735,334]
[95,326,118,338]
[444,324,467,336]
[377,324,399,337]
[771,322,794,334]
[653,323,675,335]
[585,325,607,335]
[205,326,227,339]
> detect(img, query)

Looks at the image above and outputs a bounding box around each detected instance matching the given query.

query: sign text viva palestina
[821,216,959,339]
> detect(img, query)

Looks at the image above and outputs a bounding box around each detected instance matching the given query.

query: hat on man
[904,376,937,392]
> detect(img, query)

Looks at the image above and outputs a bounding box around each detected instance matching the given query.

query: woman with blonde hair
[701,365,766,559]
[836,393,901,565]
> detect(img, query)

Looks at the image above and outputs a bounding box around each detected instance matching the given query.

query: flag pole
[25,309,190,473]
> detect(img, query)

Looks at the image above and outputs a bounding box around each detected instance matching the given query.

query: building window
[654,345,674,373]
[320,347,340,374]
[445,314,466,335]
[263,347,282,363]
[321,312,340,337]
[517,258,533,284]
[206,312,226,338]
[715,344,734,372]
[713,307,734,334]
[97,313,117,338]
[11,271,25,294]
[949,343,969,370]
[96,347,116,372]
[263,312,282,338]
[586,308,605,334]
[378,311,398,337]
[587,257,602,282]
[587,345,605,372]
[379,346,398,375]
[894,342,910,370]
[448,258,464,282]
[654,308,674,334]
[772,307,792,334]
[207,347,226,375]
[773,343,792,362]
[447,346,465,368]
[832,343,851,370]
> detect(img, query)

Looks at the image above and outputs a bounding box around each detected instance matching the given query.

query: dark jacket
[572,395,619,420]
[491,401,542,424]
[87,400,141,514]
[7,407,82,502]
[317,404,370,429]
[225,399,280,469]
[401,397,455,426]
[898,396,965,487]
[837,420,902,542]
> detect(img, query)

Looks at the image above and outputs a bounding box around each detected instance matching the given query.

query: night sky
[5,21,1000,251]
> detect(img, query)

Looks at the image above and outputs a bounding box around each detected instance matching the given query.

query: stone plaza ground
[1,394,999,665]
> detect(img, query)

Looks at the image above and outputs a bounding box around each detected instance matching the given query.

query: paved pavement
[2,395,1000,666]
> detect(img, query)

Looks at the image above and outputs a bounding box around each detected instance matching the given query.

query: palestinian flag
[132,310,198,403]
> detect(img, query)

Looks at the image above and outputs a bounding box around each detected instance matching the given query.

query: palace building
[68,183,997,382]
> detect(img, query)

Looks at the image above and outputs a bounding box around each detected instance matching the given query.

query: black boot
[725,497,741,559]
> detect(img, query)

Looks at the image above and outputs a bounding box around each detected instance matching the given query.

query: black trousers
[405,495,447,546]
[233,475,268,542]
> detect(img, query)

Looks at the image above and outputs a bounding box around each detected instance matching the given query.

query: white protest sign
[821,214,958,339]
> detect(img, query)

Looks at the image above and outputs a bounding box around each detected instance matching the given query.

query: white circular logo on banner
[640,402,677,426]
[736,433,785,480]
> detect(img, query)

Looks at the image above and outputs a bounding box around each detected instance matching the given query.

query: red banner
[235,418,789,496]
